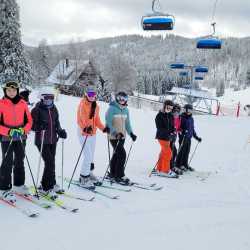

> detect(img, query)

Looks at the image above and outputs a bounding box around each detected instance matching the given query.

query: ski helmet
[184,104,193,112]
[115,91,128,105]
[173,103,181,113]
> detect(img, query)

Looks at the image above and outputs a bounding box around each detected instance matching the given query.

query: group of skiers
[0,78,201,204]
[154,100,202,178]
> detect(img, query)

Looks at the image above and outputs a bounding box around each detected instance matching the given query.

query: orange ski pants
[156,140,172,173]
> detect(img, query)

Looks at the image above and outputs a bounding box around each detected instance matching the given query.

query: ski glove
[58,129,67,139]
[9,128,25,139]
[115,132,124,140]
[103,126,110,134]
[83,126,93,134]
[169,133,176,142]
[130,132,137,142]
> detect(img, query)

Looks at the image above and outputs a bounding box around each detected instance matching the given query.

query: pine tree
[246,69,250,87]
[0,0,31,86]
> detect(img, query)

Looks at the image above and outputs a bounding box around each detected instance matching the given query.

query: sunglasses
[42,94,54,100]
[87,91,96,98]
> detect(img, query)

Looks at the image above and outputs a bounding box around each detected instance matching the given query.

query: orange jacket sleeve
[0,103,10,136]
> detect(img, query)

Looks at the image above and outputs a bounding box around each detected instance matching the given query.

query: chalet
[47,59,100,96]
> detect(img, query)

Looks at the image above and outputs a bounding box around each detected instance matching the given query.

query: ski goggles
[186,108,192,113]
[41,94,54,100]
[4,82,19,89]
[86,91,96,98]
[117,95,128,102]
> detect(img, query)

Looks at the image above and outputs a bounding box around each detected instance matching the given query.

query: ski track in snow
[1,91,250,250]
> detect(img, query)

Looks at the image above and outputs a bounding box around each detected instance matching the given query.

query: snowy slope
[1,91,250,250]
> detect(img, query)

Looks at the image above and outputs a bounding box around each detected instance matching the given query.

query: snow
[1,90,250,250]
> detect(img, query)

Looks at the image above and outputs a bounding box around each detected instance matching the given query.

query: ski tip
[71,208,79,213]
[29,213,39,218]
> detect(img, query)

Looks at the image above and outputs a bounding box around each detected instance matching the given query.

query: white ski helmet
[38,87,55,100]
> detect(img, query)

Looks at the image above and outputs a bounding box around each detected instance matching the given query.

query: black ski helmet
[184,103,193,111]
[115,91,128,105]
[2,79,20,96]
[173,103,181,113]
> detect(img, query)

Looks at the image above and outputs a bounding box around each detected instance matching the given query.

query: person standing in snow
[105,91,137,184]
[77,86,109,190]
[175,104,202,171]
[0,80,33,203]
[154,100,178,178]
[170,103,183,175]
[31,89,67,199]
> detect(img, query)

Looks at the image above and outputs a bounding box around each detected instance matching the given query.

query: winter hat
[184,103,193,111]
[38,87,55,100]
[163,99,174,110]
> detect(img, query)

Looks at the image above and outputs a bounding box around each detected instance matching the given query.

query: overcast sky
[16,0,250,46]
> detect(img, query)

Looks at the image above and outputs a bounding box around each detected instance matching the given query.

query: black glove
[169,133,176,142]
[130,132,137,142]
[103,126,110,134]
[58,129,67,139]
[196,136,202,143]
[115,132,124,140]
[83,126,93,134]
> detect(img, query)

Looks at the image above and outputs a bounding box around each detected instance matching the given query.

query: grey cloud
[17,0,250,46]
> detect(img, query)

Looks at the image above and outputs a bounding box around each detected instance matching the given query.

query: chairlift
[197,22,222,49]
[179,71,188,76]
[170,63,185,69]
[195,76,204,81]
[142,0,175,31]
[195,66,209,73]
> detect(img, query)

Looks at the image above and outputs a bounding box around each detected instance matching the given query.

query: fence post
[236,102,240,118]
[216,102,220,116]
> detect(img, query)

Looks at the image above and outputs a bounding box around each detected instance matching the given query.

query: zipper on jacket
[48,109,53,144]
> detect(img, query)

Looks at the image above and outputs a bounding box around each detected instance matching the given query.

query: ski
[96,182,132,192]
[15,192,52,209]
[56,190,95,202]
[102,177,162,191]
[0,197,39,218]
[30,187,78,213]
[68,180,119,200]
[130,182,163,191]
[38,192,79,213]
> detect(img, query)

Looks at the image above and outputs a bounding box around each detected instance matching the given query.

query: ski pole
[36,130,45,188]
[124,141,134,171]
[188,141,200,166]
[101,138,120,183]
[61,139,65,191]
[19,136,39,199]
[149,156,161,177]
[68,135,88,189]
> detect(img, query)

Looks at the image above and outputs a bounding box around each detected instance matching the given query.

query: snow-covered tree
[0,0,31,86]
[246,69,250,87]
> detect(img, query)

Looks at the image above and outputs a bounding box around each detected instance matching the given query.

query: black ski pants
[170,141,177,169]
[176,137,191,168]
[36,143,57,191]
[110,139,126,179]
[0,140,26,190]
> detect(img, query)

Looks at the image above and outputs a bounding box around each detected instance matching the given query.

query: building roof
[47,59,90,86]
